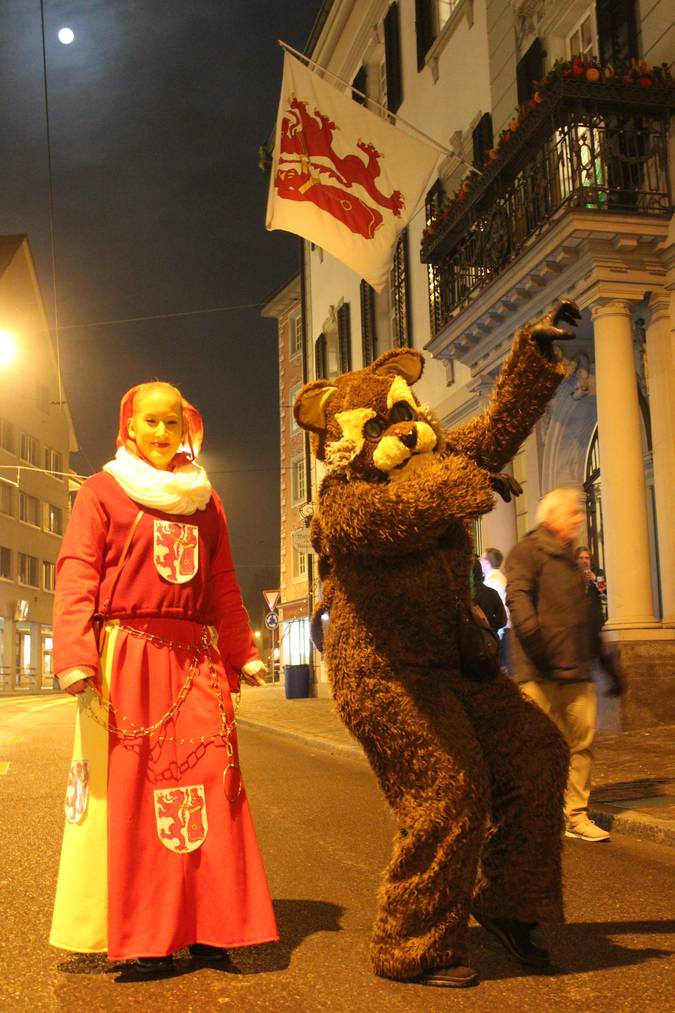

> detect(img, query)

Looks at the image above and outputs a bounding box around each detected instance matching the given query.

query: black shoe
[472,912,550,968]
[133,955,174,976]
[189,943,230,963]
[416,963,479,988]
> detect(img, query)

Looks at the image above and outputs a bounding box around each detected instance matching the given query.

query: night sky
[0,0,322,617]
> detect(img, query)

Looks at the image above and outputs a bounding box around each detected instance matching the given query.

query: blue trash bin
[284,664,310,699]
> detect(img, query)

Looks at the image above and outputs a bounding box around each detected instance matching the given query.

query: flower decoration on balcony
[421,57,674,249]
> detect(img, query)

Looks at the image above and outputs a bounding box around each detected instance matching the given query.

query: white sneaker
[565,818,610,842]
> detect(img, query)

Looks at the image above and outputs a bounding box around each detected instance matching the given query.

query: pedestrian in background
[472,557,507,635]
[505,487,612,843]
[574,545,605,633]
[481,547,507,605]
[482,547,510,665]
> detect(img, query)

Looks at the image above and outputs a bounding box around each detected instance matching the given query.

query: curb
[238,717,675,850]
[590,804,675,849]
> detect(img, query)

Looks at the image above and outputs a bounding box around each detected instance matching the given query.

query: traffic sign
[263,589,280,612]
[264,611,279,631]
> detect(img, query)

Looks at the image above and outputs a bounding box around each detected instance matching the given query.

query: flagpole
[277,39,482,176]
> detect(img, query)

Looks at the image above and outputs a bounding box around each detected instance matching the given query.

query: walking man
[505,487,611,843]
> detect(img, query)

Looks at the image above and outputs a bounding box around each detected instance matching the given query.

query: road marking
[0,695,45,706]
[27,697,76,712]
[0,762,9,775]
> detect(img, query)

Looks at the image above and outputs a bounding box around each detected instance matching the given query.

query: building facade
[0,236,78,691]
[261,273,317,690]
[285,0,674,719]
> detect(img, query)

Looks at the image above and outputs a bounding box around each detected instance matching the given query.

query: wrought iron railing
[422,79,674,334]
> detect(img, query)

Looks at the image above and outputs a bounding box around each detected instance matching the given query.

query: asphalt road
[1,695,673,1013]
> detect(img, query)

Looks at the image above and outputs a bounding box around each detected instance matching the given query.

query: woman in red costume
[50,381,278,974]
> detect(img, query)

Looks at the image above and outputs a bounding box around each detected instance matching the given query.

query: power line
[59,301,266,332]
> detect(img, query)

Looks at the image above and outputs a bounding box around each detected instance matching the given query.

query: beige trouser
[520,680,597,826]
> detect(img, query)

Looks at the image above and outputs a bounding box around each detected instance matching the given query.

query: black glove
[490,473,523,503]
[529,299,581,361]
[599,652,625,697]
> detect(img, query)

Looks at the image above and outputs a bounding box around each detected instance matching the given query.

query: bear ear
[294,380,338,433]
[371,348,424,385]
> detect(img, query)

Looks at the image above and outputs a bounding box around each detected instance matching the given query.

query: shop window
[285,617,310,665]
[18,553,39,587]
[42,630,54,687]
[19,492,40,527]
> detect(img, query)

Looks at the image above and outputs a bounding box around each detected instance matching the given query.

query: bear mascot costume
[293,301,581,988]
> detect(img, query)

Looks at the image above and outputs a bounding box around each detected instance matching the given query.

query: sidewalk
[237,684,675,848]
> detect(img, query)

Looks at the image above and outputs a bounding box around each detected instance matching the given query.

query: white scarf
[103,446,212,515]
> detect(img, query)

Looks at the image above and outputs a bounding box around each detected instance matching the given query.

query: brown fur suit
[294,309,574,982]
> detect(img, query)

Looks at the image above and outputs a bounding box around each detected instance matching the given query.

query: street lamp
[0,330,17,367]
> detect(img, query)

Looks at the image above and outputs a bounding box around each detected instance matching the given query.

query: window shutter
[516,37,544,105]
[415,0,435,72]
[392,229,412,348]
[315,332,327,379]
[596,0,638,66]
[360,281,378,367]
[337,304,352,373]
[384,2,403,114]
[472,112,493,169]
[352,65,367,105]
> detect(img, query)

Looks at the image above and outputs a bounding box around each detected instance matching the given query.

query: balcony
[422,77,674,335]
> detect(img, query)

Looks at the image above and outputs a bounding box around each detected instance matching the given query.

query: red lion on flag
[275,97,404,240]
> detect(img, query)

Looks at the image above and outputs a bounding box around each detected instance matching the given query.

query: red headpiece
[117,383,204,468]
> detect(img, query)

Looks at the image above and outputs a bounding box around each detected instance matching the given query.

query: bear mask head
[293,348,443,482]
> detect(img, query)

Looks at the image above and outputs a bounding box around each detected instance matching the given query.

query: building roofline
[260,272,301,318]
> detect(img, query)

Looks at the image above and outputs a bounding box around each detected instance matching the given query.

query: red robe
[50,472,278,960]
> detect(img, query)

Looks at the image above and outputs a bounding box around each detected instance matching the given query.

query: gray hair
[535,487,584,526]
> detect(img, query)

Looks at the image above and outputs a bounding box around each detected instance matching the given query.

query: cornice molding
[425,211,670,375]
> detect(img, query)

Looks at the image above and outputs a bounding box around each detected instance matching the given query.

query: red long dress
[50,472,278,960]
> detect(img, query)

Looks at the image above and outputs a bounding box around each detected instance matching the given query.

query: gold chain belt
[85,622,240,747]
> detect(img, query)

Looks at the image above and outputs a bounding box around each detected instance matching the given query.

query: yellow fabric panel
[50,625,118,953]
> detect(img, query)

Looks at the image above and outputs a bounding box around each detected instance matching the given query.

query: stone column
[591,300,658,629]
[645,290,675,626]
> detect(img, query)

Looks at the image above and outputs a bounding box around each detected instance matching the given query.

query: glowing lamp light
[0,330,17,367]
[57,27,75,45]
[254,630,262,639]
